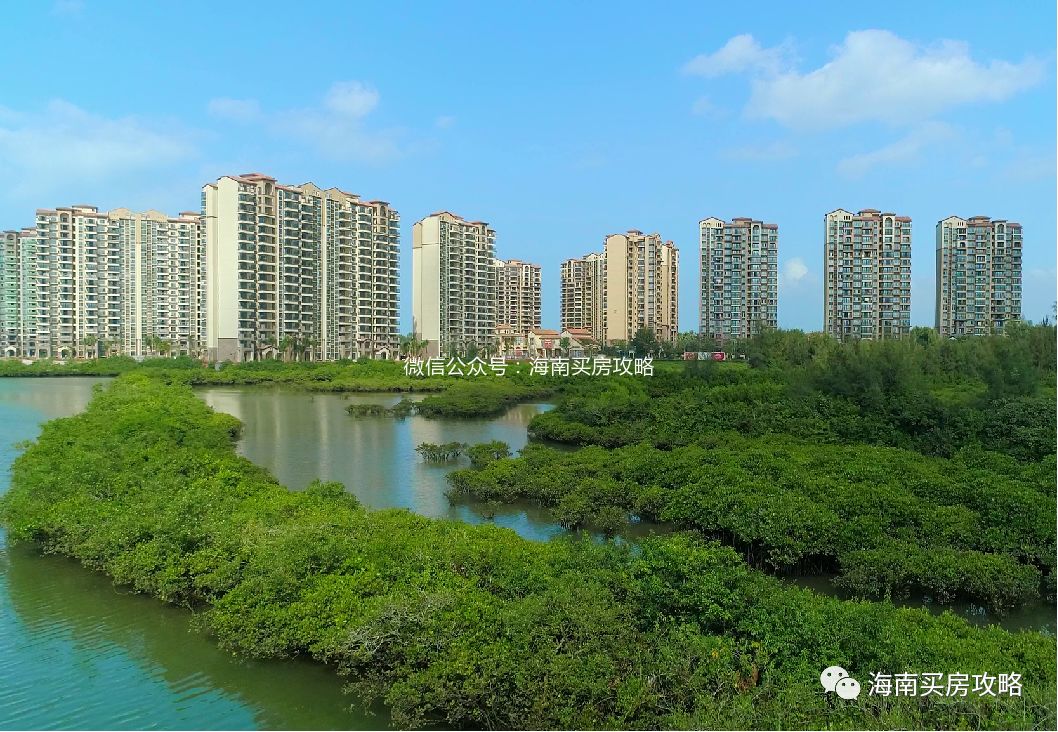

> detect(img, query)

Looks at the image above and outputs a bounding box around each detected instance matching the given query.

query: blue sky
[1,0,1054,331]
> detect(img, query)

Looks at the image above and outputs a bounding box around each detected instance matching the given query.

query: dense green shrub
[449,437,1054,609]
[2,375,1054,729]
[530,325,1057,461]
[413,380,555,418]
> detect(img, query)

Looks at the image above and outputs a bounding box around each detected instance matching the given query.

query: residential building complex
[495,258,541,336]
[604,230,679,344]
[0,206,204,359]
[559,233,679,346]
[936,216,1023,336]
[699,217,778,340]
[824,209,912,341]
[203,174,399,362]
[559,251,606,342]
[412,211,496,357]
[0,185,1039,361]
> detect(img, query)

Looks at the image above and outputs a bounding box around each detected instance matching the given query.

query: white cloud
[780,256,817,295]
[0,100,195,197]
[435,115,456,129]
[686,30,1043,131]
[323,81,380,118]
[836,122,954,177]
[285,81,392,161]
[754,31,1043,130]
[683,34,792,78]
[783,257,809,284]
[722,141,798,161]
[207,98,262,122]
[210,81,403,163]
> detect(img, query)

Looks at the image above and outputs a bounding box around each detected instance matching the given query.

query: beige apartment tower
[495,258,541,336]
[604,230,679,344]
[699,217,778,341]
[560,252,606,343]
[202,173,399,362]
[824,209,911,341]
[412,211,497,357]
[0,206,204,359]
[936,216,1022,336]
[560,232,678,346]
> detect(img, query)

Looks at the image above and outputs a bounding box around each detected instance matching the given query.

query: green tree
[629,328,659,357]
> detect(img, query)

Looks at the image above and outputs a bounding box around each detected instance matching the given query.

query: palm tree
[80,335,98,359]
[399,332,429,359]
[279,335,295,362]
[559,336,571,357]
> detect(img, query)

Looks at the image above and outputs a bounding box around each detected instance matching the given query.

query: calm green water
[196,387,565,540]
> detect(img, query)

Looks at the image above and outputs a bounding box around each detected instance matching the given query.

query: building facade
[1,228,41,357]
[203,174,399,362]
[495,258,541,336]
[936,216,1022,336]
[603,230,679,344]
[111,209,206,358]
[699,217,778,341]
[824,209,912,341]
[559,252,606,343]
[412,211,497,357]
[0,231,20,355]
[1,206,204,359]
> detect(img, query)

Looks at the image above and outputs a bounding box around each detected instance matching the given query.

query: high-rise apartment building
[604,230,679,344]
[203,173,399,362]
[824,209,911,341]
[495,258,541,336]
[412,211,497,357]
[0,228,41,357]
[699,217,778,341]
[1,206,205,359]
[936,216,1022,336]
[560,252,606,342]
[110,208,207,357]
[0,231,20,355]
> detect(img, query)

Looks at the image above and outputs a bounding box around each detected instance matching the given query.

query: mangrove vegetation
[2,374,1055,729]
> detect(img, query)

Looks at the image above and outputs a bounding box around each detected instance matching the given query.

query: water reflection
[196,387,600,541]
